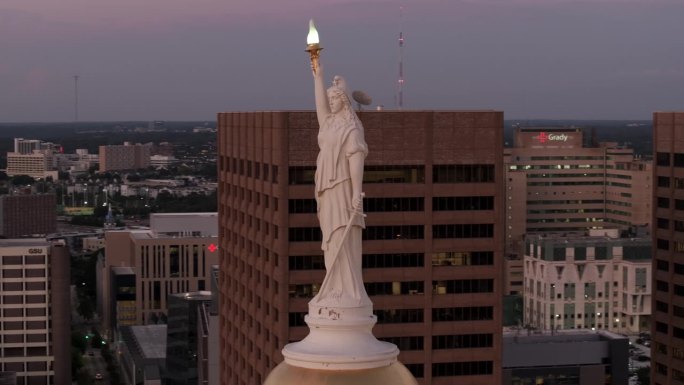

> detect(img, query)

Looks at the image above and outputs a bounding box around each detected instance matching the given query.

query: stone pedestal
[282,303,399,370]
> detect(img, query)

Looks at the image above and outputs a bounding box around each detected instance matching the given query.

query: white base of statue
[282,303,399,370]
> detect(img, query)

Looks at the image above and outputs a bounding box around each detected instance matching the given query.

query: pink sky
[1,0,683,121]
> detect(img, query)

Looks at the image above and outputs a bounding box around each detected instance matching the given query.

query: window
[657,197,670,209]
[365,197,424,212]
[432,306,493,322]
[657,152,671,166]
[657,218,670,230]
[656,280,669,293]
[433,196,493,211]
[288,166,316,185]
[365,281,424,296]
[675,153,684,167]
[288,312,307,327]
[364,226,424,240]
[363,253,424,268]
[378,336,424,350]
[405,364,424,378]
[432,361,493,377]
[2,256,22,265]
[433,334,493,349]
[364,165,425,183]
[433,164,494,183]
[433,279,493,294]
[657,238,670,251]
[288,199,317,214]
[657,176,671,188]
[289,255,325,270]
[288,228,322,242]
[433,224,493,239]
[656,321,668,334]
[431,251,493,266]
[375,309,424,324]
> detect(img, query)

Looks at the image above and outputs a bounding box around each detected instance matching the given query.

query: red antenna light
[208,244,218,252]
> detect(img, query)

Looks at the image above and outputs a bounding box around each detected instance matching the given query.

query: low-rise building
[524,229,651,334]
[100,213,219,339]
[503,329,628,385]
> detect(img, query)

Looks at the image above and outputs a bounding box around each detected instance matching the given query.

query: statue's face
[329,93,344,114]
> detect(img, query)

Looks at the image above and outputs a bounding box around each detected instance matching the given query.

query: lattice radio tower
[396,6,405,109]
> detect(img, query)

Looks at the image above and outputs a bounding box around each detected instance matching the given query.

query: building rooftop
[129,325,167,359]
[111,266,135,275]
[0,238,50,247]
[503,328,625,344]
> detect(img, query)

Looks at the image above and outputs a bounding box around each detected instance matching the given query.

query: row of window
[527,199,604,205]
[289,224,495,242]
[526,173,604,178]
[288,251,496,270]
[1,333,47,343]
[1,295,46,304]
[288,196,494,214]
[432,361,493,377]
[2,320,47,330]
[656,152,684,167]
[2,281,46,291]
[221,157,278,183]
[2,308,47,317]
[1,255,46,265]
[1,346,47,357]
[288,165,495,184]
[527,208,603,215]
[1,269,46,278]
[286,307,494,325]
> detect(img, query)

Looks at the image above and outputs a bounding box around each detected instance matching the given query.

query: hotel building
[652,111,684,384]
[0,240,71,385]
[524,229,651,334]
[218,111,505,385]
[504,127,651,296]
[100,213,219,339]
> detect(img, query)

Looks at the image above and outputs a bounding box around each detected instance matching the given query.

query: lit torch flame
[307,19,320,46]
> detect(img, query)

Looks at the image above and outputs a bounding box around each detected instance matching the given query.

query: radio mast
[73,75,79,122]
[397,6,405,109]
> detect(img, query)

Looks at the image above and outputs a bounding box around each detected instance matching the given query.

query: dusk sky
[0,0,682,122]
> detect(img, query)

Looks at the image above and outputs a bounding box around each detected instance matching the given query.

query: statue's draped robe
[312,113,370,307]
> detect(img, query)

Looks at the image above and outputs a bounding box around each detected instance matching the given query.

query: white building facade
[524,229,651,334]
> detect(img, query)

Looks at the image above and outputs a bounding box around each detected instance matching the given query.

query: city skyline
[0,0,683,122]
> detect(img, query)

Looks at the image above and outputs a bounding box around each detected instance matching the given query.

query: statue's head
[327,75,351,114]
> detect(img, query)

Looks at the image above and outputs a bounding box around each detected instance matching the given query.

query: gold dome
[263,361,418,385]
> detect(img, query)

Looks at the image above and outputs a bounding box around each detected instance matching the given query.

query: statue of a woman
[310,61,371,309]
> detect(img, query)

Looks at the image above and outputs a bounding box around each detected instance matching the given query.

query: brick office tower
[217,111,504,385]
[0,194,57,238]
[652,112,684,384]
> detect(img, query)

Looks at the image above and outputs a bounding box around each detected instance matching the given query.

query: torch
[305,19,322,74]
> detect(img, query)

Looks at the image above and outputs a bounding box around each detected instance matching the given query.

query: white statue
[310,62,371,309]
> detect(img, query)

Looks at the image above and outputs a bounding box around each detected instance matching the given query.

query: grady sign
[532,132,569,144]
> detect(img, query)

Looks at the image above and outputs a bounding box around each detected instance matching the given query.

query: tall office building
[218,111,504,385]
[504,127,652,295]
[652,112,684,384]
[98,142,151,172]
[0,240,71,385]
